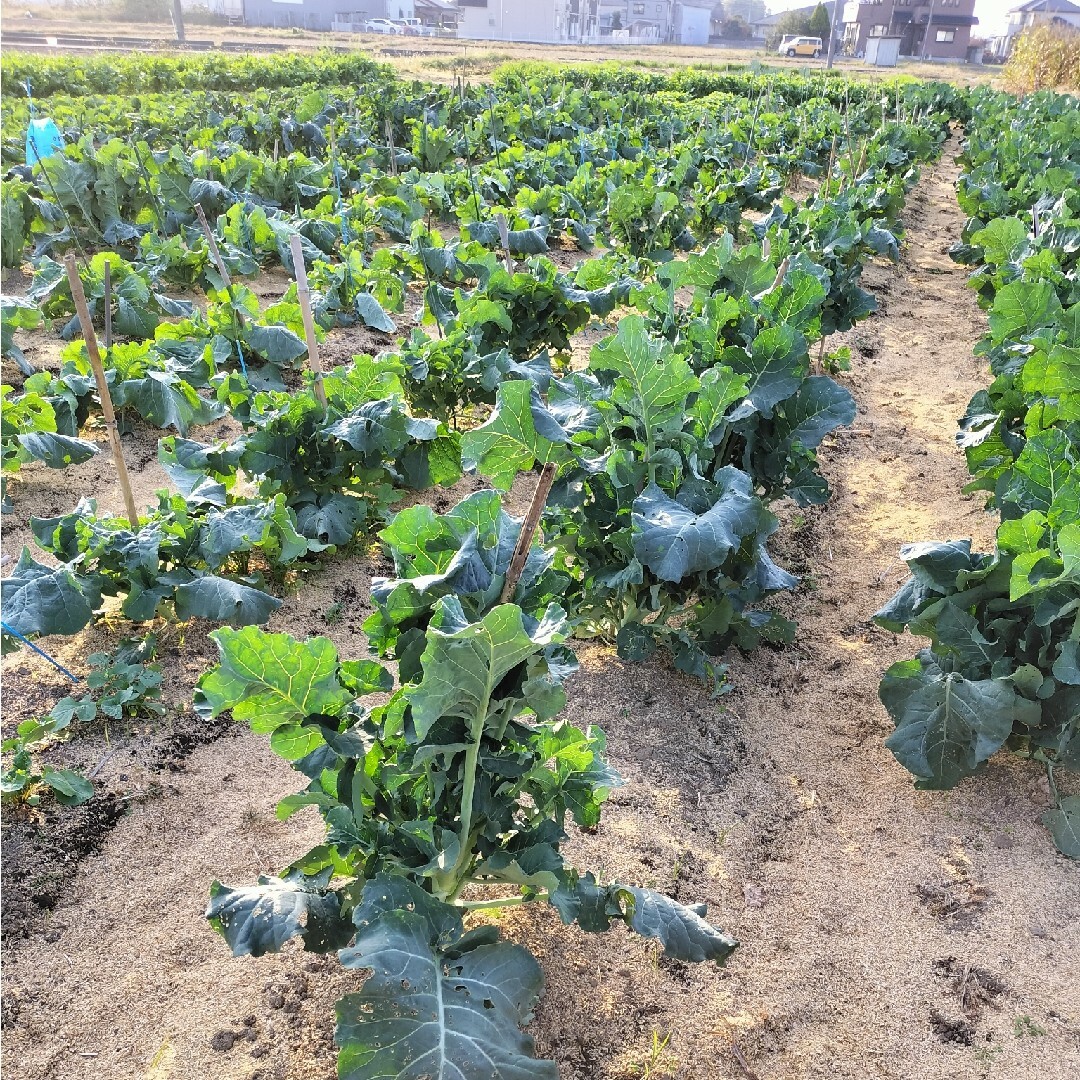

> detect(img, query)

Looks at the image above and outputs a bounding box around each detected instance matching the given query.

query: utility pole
[921,0,936,59]
[171,0,187,44]
[826,0,841,69]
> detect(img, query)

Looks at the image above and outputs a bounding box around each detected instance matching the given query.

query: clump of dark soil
[1,792,128,942]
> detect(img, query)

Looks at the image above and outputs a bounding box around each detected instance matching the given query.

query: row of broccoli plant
[874,88,1080,857]
[1,95,944,677]
[2,66,908,279]
[197,489,738,1077]
[452,104,948,689]
[0,74,947,659]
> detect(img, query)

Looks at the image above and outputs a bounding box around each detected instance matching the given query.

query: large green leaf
[460,378,571,492]
[0,548,96,640]
[632,472,764,583]
[337,876,554,1080]
[354,292,397,334]
[172,575,281,628]
[1042,796,1080,859]
[772,375,856,452]
[16,432,99,468]
[113,372,223,435]
[196,625,353,729]
[880,655,1040,788]
[971,217,1029,266]
[208,871,352,957]
[725,324,808,414]
[588,314,696,448]
[1004,429,1077,517]
[987,280,1062,343]
[408,598,569,738]
[245,323,308,365]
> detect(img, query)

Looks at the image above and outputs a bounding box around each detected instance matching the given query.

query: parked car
[397,18,433,36]
[364,18,403,34]
[778,35,822,58]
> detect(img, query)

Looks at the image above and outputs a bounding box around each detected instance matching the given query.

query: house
[415,0,459,28]
[456,0,600,42]
[597,0,672,42]
[840,0,978,59]
[239,0,414,30]
[991,0,1080,55]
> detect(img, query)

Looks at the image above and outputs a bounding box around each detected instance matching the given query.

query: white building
[991,0,1080,56]
[456,0,599,42]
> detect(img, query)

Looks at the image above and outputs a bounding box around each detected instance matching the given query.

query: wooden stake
[494,212,514,273]
[499,462,556,605]
[63,254,139,528]
[385,118,398,177]
[194,203,245,329]
[824,134,837,199]
[102,259,112,351]
[289,234,328,413]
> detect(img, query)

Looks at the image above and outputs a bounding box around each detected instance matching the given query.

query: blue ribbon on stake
[1,621,81,682]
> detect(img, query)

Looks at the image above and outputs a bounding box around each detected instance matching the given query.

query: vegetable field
[1,49,1077,1080]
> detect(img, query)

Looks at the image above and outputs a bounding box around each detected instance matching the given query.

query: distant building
[456,0,599,42]
[840,0,978,59]
[238,0,414,30]
[455,0,711,43]
[991,0,1080,56]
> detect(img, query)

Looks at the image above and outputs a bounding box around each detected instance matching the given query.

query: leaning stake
[193,203,244,327]
[499,462,557,604]
[63,253,139,528]
[103,258,112,351]
[289,233,328,412]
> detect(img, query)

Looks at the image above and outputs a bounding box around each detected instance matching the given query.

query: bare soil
[2,140,1077,1080]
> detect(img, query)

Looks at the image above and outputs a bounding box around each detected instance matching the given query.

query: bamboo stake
[64,254,138,528]
[499,462,557,605]
[385,118,398,177]
[494,212,514,273]
[824,134,838,199]
[193,203,244,326]
[103,259,112,351]
[289,234,328,413]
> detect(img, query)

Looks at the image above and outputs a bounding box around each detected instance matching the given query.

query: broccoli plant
[196,494,737,1077]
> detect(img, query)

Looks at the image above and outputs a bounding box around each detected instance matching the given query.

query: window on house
[870,24,888,36]
[935,28,956,41]
[633,2,645,12]
[940,0,960,6]
[894,0,911,6]
[656,3,663,10]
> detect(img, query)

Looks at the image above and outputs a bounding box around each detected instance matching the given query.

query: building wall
[842,0,976,59]
[457,0,562,41]
[676,3,713,43]
[242,0,412,29]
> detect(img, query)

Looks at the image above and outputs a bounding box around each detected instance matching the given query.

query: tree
[721,15,753,39]
[611,9,622,31]
[808,2,831,40]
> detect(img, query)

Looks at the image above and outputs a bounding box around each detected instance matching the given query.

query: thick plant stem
[454,892,548,911]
